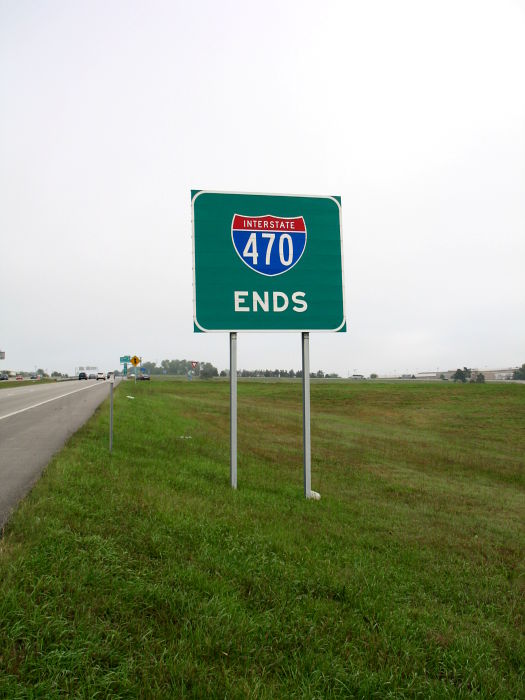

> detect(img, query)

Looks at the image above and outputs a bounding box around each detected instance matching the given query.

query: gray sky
[1,0,524,377]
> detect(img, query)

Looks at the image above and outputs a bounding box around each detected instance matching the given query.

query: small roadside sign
[130,355,140,367]
[191,361,198,369]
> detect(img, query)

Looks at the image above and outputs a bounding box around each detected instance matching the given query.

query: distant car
[16,374,23,381]
[88,373,96,379]
[96,372,106,381]
[137,374,150,381]
[0,373,8,381]
[78,372,88,380]
[30,374,38,380]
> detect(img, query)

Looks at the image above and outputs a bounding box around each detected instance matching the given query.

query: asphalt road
[0,379,115,529]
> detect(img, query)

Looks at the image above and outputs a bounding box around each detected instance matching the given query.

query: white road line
[0,382,107,422]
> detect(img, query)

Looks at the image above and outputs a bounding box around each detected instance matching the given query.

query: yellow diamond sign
[130,355,140,367]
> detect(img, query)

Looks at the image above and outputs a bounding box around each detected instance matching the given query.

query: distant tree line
[140,359,218,379]
[132,362,525,382]
[140,360,339,380]
[141,360,195,375]
[234,369,339,379]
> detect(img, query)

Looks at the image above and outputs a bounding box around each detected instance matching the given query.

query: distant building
[477,368,515,381]
[418,368,517,381]
[375,368,518,381]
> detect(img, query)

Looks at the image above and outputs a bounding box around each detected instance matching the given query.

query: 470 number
[242,232,294,267]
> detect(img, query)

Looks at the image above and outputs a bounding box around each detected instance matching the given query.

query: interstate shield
[231,214,307,276]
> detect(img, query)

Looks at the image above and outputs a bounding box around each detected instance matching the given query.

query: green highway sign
[120,355,130,363]
[191,191,345,332]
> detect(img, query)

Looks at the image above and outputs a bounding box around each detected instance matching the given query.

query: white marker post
[230,332,237,489]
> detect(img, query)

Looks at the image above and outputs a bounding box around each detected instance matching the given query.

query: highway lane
[0,379,116,529]
[0,379,104,417]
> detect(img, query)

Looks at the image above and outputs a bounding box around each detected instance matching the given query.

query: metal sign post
[230,332,237,489]
[302,332,311,497]
[109,377,114,452]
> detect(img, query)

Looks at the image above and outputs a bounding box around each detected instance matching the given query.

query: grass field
[0,379,523,698]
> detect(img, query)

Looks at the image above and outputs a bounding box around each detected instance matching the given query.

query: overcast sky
[1,0,524,377]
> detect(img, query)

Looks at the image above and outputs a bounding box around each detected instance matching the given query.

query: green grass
[1,380,523,698]
[0,378,57,390]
